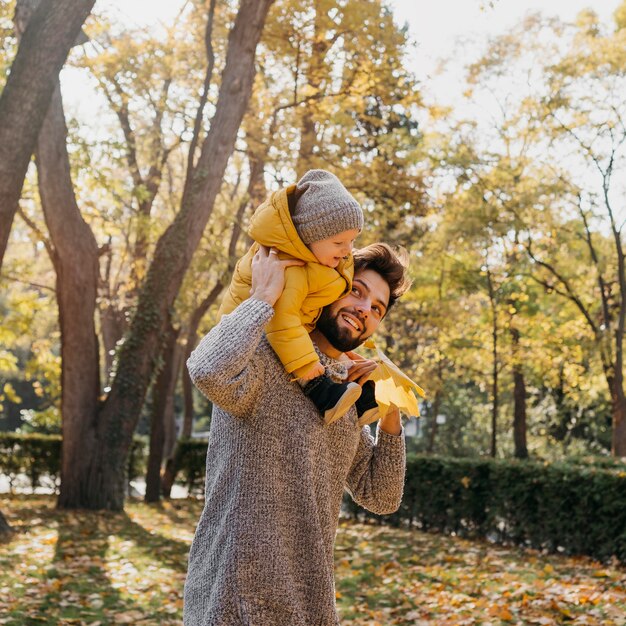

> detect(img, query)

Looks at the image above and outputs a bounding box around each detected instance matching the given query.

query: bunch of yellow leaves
[362,339,425,419]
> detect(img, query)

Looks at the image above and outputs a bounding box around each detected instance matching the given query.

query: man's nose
[354,300,371,318]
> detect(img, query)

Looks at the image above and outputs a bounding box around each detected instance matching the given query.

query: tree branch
[184,0,217,186]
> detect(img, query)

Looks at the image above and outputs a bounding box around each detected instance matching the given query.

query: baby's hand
[299,362,326,381]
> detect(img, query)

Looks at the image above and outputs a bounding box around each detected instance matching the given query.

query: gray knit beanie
[292,169,364,244]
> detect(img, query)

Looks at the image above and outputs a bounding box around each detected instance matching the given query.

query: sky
[386,0,620,104]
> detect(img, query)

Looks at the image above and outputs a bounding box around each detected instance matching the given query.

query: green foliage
[0,433,61,491]
[175,438,209,494]
[3,0,624,469]
[0,433,147,491]
[0,0,16,85]
[0,287,61,432]
[345,454,626,562]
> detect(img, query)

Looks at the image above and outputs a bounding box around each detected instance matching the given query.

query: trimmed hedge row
[0,432,147,492]
[345,454,626,562]
[0,432,61,490]
[3,433,625,562]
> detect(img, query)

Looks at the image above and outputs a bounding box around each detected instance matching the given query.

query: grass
[1,494,625,625]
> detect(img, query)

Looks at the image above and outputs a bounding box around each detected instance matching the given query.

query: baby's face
[309,228,360,268]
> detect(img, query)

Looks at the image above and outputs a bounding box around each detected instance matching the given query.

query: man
[183,242,411,625]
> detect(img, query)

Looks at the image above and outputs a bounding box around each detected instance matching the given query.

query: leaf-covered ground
[0,495,624,625]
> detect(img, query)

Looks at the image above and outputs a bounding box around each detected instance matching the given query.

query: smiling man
[183,242,411,626]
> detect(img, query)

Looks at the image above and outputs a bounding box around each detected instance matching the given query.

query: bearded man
[183,242,411,626]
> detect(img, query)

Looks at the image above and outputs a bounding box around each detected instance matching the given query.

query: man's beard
[315,306,366,352]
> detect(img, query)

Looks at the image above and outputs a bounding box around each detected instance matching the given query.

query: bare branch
[1,273,56,292]
[185,0,217,184]
[99,77,144,190]
[16,206,55,260]
[575,194,612,331]
[524,237,599,337]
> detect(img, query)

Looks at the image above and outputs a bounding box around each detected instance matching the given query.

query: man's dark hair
[352,243,412,312]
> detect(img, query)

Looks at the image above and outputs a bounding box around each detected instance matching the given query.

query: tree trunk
[609,373,626,457]
[0,0,95,267]
[68,0,275,511]
[0,510,12,539]
[427,389,442,454]
[100,304,126,381]
[34,82,101,510]
[145,321,178,503]
[162,282,225,497]
[163,147,263,496]
[163,341,184,464]
[511,327,528,459]
[486,268,498,458]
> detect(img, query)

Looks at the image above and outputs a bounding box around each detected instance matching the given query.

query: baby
[218,169,376,424]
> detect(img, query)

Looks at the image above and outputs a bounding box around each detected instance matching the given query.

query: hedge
[3,433,626,562]
[345,454,626,563]
[0,432,147,493]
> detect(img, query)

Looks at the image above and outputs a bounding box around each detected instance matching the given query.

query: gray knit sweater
[183,298,406,626]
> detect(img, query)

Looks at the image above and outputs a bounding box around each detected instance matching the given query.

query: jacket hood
[248,185,320,264]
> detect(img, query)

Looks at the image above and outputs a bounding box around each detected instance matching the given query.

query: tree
[0,510,11,539]
[468,9,626,455]
[0,0,96,267]
[161,0,426,485]
[58,0,275,510]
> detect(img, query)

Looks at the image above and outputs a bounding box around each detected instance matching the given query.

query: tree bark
[69,0,275,510]
[163,156,259,495]
[486,268,498,458]
[0,0,95,267]
[34,82,101,510]
[0,510,12,540]
[159,345,186,499]
[179,150,263,434]
[427,389,442,454]
[511,327,528,459]
[163,342,184,464]
[100,303,126,380]
[162,282,225,497]
[609,373,626,457]
[145,321,178,503]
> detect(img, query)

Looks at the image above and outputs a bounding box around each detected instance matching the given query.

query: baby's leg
[354,381,379,426]
[299,375,362,425]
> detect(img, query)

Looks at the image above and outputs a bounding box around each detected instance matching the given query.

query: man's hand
[250,245,304,306]
[345,350,377,386]
[379,404,402,436]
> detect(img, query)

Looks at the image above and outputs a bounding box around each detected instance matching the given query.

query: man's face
[316,268,391,352]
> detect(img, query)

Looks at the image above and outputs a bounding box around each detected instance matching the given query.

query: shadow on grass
[34,508,145,624]
[1,495,189,624]
[116,509,191,574]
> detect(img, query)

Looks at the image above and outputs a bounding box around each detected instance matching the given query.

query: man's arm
[344,407,406,515]
[187,246,304,417]
[187,298,274,417]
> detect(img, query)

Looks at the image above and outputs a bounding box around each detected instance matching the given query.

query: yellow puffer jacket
[218,184,353,377]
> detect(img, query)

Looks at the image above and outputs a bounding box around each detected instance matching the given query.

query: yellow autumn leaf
[362,339,426,418]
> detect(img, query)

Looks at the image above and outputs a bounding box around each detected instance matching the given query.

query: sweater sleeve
[344,424,406,515]
[187,298,274,418]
